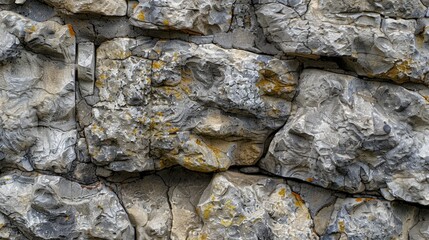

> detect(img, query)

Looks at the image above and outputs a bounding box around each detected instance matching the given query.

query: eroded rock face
[0,172,134,239]
[0,11,76,173]
[260,69,429,205]
[128,0,235,35]
[117,168,317,239]
[193,171,317,239]
[2,1,429,239]
[85,37,298,172]
[40,0,127,16]
[255,0,429,83]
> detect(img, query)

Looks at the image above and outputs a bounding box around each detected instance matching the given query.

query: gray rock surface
[255,0,429,83]
[77,41,95,96]
[0,11,76,173]
[2,1,429,239]
[0,172,134,239]
[128,0,235,35]
[260,69,429,205]
[41,0,127,16]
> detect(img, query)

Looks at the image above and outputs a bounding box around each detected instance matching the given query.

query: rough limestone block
[260,69,429,205]
[40,0,127,16]
[0,11,77,173]
[128,0,235,35]
[86,37,299,172]
[255,0,429,84]
[321,198,418,239]
[0,172,134,239]
[193,171,317,239]
[77,42,95,96]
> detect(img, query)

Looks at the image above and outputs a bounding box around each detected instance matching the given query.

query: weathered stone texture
[128,0,235,35]
[1,0,429,239]
[41,0,127,16]
[260,69,429,205]
[0,172,134,239]
[0,11,76,173]
[85,37,298,172]
[256,0,429,83]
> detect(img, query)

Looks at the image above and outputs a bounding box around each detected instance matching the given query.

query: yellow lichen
[25,25,37,33]
[136,11,145,21]
[202,203,215,220]
[278,188,286,198]
[256,69,295,98]
[338,220,345,233]
[98,74,107,81]
[163,19,170,26]
[220,219,232,227]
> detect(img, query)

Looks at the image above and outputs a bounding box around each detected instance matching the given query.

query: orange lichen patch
[338,220,345,233]
[256,69,295,98]
[306,177,314,183]
[152,60,165,70]
[381,59,412,83]
[278,188,286,198]
[291,192,304,208]
[136,11,145,21]
[356,197,375,203]
[67,24,75,37]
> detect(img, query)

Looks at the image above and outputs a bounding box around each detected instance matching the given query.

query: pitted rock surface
[85,38,298,172]
[1,0,429,239]
[260,69,429,205]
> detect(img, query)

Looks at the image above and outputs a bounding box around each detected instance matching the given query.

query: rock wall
[1,0,429,239]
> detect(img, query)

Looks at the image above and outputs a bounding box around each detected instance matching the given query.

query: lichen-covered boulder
[260,69,429,205]
[192,171,317,239]
[0,172,134,239]
[85,37,299,172]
